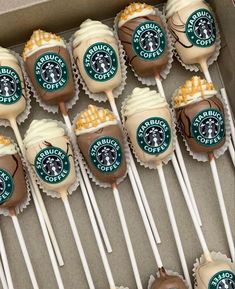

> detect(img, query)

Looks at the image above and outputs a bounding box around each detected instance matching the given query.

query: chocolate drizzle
[11,154,19,178]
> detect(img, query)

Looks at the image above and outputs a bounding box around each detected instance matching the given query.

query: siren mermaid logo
[132,21,166,60]
[209,270,235,289]
[89,137,122,173]
[186,9,216,47]
[0,168,14,205]
[84,42,118,82]
[34,52,68,91]
[0,66,22,105]
[191,109,225,147]
[137,117,171,155]
[35,147,70,184]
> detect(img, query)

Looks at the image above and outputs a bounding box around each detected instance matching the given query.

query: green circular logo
[0,66,22,105]
[209,270,235,289]
[137,117,171,155]
[0,168,14,205]
[186,9,216,47]
[34,147,70,184]
[191,109,225,147]
[132,21,166,60]
[34,52,68,91]
[89,137,122,173]
[83,42,118,82]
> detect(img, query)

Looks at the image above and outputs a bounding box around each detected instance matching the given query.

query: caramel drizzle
[119,2,153,21]
[0,136,11,146]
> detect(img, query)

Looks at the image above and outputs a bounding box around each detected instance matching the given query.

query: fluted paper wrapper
[73,111,129,188]
[172,92,231,162]
[0,50,31,128]
[114,7,174,86]
[193,251,235,289]
[24,39,80,114]
[148,269,189,289]
[25,120,80,198]
[69,29,127,102]
[0,140,31,217]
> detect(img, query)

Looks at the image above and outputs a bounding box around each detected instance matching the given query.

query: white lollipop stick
[155,76,202,226]
[10,212,39,289]
[60,191,95,289]
[156,164,191,288]
[61,111,112,253]
[209,154,235,262]
[0,256,8,289]
[0,229,14,289]
[9,117,64,266]
[228,142,235,167]
[112,184,143,289]
[106,90,161,244]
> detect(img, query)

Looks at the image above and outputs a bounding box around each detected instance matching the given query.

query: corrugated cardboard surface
[0,1,234,289]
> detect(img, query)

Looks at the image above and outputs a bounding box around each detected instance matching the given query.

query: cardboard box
[0,1,234,289]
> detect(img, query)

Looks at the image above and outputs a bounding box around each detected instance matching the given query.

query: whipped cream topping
[73,19,114,48]
[165,0,203,19]
[0,47,19,65]
[0,136,17,156]
[24,120,65,148]
[23,29,66,60]
[75,104,118,136]
[173,76,217,108]
[123,87,166,118]
[118,3,155,28]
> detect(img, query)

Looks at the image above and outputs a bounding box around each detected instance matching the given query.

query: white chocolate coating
[0,47,18,65]
[166,0,202,19]
[0,137,17,157]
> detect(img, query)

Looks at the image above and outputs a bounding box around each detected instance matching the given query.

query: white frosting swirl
[0,47,19,64]
[0,137,17,157]
[123,87,166,118]
[24,120,65,148]
[73,19,114,48]
[166,0,202,19]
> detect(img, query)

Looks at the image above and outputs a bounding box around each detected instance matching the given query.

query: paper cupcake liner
[69,28,127,102]
[0,139,31,217]
[193,251,235,289]
[73,111,129,189]
[121,99,176,170]
[113,7,174,86]
[148,268,189,289]
[0,49,31,128]
[172,91,231,162]
[25,119,80,198]
[23,38,80,114]
[163,3,221,73]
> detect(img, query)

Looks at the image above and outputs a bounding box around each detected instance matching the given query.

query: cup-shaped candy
[0,47,26,120]
[23,30,75,105]
[118,3,169,78]
[166,0,217,68]
[123,87,174,166]
[151,268,187,289]
[73,19,122,93]
[24,120,76,193]
[75,105,127,184]
[173,76,225,153]
[0,136,27,210]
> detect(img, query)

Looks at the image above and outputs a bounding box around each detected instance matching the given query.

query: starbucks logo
[89,137,122,173]
[34,53,68,91]
[137,117,171,155]
[0,168,14,205]
[209,271,235,289]
[186,9,216,47]
[191,109,225,147]
[35,147,70,184]
[132,21,166,60]
[0,66,22,105]
[84,42,118,82]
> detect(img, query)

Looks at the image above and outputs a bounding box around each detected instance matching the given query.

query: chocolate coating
[176,96,225,153]
[118,14,169,77]
[25,46,75,105]
[0,154,27,209]
[151,268,187,289]
[77,125,127,184]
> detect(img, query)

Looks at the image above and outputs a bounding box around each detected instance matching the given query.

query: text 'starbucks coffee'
[35,146,70,184]
[208,270,235,289]
[0,168,14,204]
[83,42,118,82]
[137,117,171,155]
[0,66,22,105]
